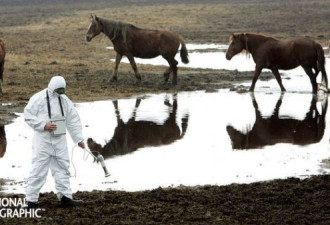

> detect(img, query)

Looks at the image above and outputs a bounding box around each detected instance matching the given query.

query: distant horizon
[0,0,276,7]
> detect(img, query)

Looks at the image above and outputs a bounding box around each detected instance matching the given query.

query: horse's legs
[132,98,141,121]
[250,93,262,120]
[303,66,318,94]
[249,66,262,91]
[110,53,122,82]
[313,63,319,76]
[112,100,121,123]
[126,55,142,81]
[164,57,178,85]
[272,93,284,118]
[171,60,178,85]
[271,68,286,92]
[163,67,172,83]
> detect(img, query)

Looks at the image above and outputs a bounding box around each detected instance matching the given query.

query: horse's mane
[99,18,131,44]
[229,32,273,41]
[229,32,275,55]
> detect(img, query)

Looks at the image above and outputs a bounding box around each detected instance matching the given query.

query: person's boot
[60,196,83,207]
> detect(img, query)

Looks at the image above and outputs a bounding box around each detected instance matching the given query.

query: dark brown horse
[0,125,6,158]
[0,39,5,96]
[87,95,189,159]
[226,94,327,149]
[86,15,189,85]
[226,33,328,93]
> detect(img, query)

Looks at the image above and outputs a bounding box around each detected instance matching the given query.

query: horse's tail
[316,43,328,91]
[180,39,189,64]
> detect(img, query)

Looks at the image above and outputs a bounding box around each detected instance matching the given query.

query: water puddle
[1,91,329,193]
[1,44,330,194]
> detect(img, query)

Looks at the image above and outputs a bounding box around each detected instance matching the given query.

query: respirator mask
[55,88,66,95]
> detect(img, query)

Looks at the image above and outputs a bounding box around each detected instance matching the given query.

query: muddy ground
[0,0,330,224]
[0,175,329,225]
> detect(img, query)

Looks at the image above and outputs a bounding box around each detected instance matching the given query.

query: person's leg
[51,153,84,206]
[50,143,72,201]
[26,145,51,203]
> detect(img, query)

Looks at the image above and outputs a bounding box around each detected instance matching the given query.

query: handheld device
[97,154,111,177]
[51,118,66,136]
[81,147,111,178]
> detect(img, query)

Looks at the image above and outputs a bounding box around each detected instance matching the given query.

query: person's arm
[64,97,85,148]
[24,93,47,132]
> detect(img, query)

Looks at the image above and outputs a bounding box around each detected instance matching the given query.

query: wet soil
[1,175,330,224]
[0,0,330,224]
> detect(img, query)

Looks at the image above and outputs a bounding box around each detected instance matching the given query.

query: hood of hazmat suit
[48,75,66,93]
[24,76,84,202]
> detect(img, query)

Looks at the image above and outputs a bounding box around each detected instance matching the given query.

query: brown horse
[87,95,189,159]
[226,33,328,93]
[226,94,327,149]
[0,39,5,96]
[0,125,6,158]
[86,15,189,85]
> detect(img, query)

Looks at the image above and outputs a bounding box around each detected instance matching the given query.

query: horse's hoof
[108,77,117,83]
[163,75,170,81]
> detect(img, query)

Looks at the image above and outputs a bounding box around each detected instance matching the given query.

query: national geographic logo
[0,198,44,218]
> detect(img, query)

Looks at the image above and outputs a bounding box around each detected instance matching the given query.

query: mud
[1,175,329,224]
[0,0,329,224]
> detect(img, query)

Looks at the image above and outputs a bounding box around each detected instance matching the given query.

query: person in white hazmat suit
[24,76,85,208]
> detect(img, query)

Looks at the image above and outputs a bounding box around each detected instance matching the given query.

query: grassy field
[0,0,329,104]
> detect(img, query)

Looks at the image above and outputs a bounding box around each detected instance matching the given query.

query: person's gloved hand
[78,141,85,149]
[44,123,57,131]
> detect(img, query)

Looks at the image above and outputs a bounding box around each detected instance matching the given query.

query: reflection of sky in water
[1,91,329,193]
[1,44,330,193]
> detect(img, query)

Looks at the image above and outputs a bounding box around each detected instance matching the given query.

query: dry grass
[0,0,329,104]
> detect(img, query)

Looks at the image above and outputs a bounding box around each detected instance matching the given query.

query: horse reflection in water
[88,95,189,158]
[227,94,327,149]
[0,125,6,158]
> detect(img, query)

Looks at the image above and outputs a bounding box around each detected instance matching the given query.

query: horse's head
[86,15,103,42]
[226,125,250,149]
[226,33,246,60]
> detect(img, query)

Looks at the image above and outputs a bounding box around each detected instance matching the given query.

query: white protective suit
[24,76,84,202]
